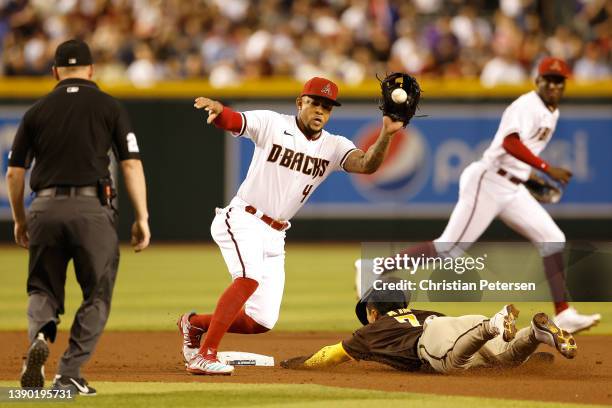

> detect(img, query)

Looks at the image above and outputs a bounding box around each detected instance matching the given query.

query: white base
[217,351,275,366]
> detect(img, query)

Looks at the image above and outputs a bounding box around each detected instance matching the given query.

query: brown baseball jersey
[342,308,444,371]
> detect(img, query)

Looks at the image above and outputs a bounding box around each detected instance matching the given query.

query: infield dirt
[1,331,610,405]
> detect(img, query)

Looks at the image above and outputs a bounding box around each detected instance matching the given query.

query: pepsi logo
[350,123,430,201]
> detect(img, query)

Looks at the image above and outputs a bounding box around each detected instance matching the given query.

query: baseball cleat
[186,352,234,376]
[489,304,519,342]
[532,312,577,359]
[177,312,205,363]
[553,307,601,334]
[20,333,49,388]
[52,375,97,395]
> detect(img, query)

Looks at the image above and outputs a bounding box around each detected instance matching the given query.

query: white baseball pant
[210,197,286,329]
[434,161,565,257]
[417,315,538,373]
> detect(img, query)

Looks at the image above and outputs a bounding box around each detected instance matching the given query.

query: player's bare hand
[528,171,546,184]
[382,115,405,136]
[546,166,572,184]
[14,221,29,249]
[194,97,223,124]
[280,355,310,369]
[131,219,151,252]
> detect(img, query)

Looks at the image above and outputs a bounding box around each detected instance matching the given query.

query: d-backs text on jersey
[266,143,329,179]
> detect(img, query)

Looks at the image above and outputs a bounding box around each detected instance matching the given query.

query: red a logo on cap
[321,83,332,95]
[550,60,561,71]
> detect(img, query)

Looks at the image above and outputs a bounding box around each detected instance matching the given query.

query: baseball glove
[524,177,563,203]
[378,72,421,126]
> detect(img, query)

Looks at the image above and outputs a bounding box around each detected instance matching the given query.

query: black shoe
[20,333,49,388]
[52,375,97,396]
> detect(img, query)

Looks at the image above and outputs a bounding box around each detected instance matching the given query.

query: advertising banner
[227,104,612,218]
[0,107,31,220]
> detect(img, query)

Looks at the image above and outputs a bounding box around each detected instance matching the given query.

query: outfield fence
[1,79,610,241]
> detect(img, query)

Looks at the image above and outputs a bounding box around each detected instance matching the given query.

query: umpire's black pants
[26,194,119,378]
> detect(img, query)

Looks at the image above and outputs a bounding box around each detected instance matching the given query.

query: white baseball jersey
[233,110,357,220]
[481,91,559,181]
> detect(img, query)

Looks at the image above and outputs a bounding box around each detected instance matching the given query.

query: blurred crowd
[1,0,610,87]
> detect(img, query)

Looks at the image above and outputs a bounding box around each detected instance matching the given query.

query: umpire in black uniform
[6,39,150,395]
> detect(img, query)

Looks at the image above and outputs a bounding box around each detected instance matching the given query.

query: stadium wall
[0,79,610,242]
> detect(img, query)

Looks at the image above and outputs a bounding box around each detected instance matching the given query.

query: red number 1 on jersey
[301,184,313,203]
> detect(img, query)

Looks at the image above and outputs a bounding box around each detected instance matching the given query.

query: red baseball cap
[538,57,570,78]
[301,77,341,106]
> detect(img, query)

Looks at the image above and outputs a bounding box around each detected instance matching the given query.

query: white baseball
[391,88,408,104]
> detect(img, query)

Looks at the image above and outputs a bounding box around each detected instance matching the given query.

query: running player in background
[355,57,600,334]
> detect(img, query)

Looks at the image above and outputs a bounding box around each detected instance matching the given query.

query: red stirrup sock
[190,310,269,334]
[543,252,569,313]
[554,301,569,315]
[190,310,268,335]
[189,314,213,332]
[228,309,270,334]
[399,241,438,259]
[199,277,259,355]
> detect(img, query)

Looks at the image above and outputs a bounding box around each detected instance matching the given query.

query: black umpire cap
[54,39,93,67]
[355,277,409,325]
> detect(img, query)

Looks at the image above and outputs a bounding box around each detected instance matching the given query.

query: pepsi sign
[351,123,430,201]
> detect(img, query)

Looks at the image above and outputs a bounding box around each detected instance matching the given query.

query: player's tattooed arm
[343,116,404,174]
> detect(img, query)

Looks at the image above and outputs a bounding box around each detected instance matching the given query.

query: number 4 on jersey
[301,184,313,203]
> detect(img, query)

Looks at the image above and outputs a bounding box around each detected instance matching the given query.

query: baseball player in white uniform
[355,57,600,334]
[178,77,405,375]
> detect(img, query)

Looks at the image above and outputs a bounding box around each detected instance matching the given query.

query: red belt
[245,205,289,231]
[496,169,522,185]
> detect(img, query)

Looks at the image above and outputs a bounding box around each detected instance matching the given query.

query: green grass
[0,243,610,333]
[0,382,606,408]
[1,244,610,407]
